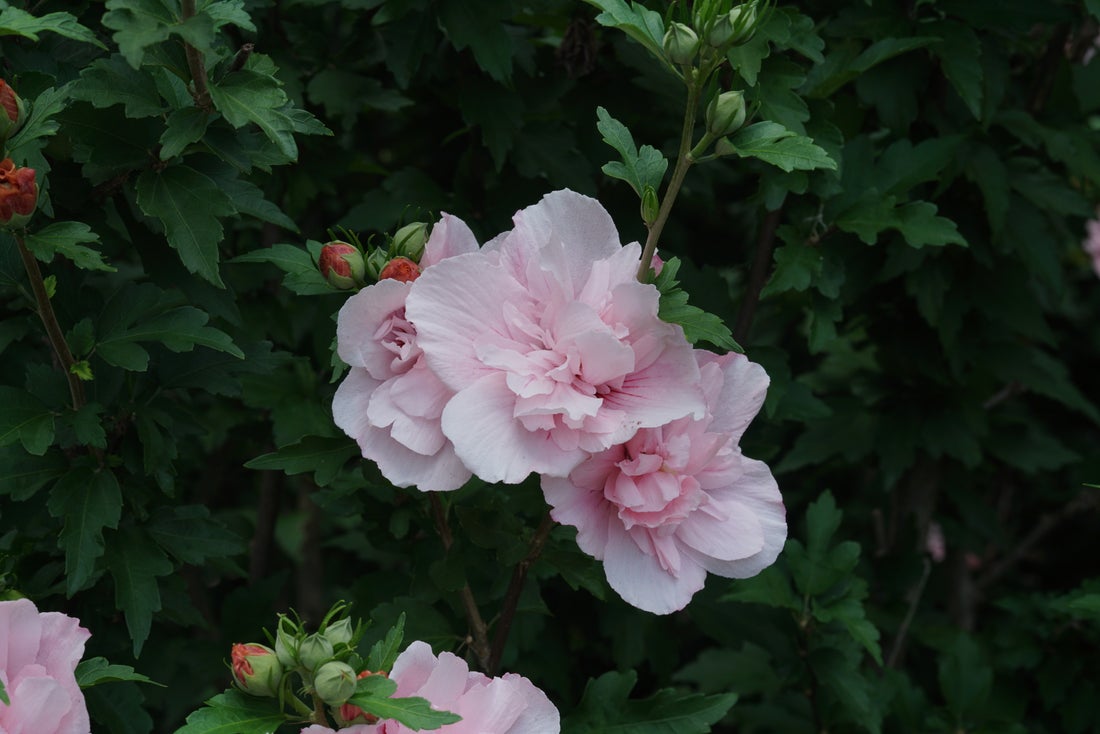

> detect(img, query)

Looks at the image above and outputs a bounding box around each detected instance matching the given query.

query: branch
[487,513,555,675]
[16,234,85,410]
[429,494,492,670]
[732,208,782,344]
[180,0,213,112]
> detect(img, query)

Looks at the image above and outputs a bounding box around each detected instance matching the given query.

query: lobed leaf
[46,467,122,596]
[565,670,738,733]
[173,690,286,734]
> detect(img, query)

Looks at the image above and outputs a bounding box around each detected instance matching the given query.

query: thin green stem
[16,234,85,410]
[636,75,704,281]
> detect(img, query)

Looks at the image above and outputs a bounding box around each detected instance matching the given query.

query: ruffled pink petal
[603,521,707,615]
[416,651,471,709]
[703,351,770,442]
[406,253,530,391]
[442,374,586,483]
[36,613,90,682]
[3,673,72,734]
[451,677,525,732]
[675,496,765,561]
[497,673,561,734]
[388,641,439,698]
[542,475,611,560]
[367,366,449,456]
[686,457,786,578]
[420,213,480,268]
[336,280,416,379]
[0,598,41,675]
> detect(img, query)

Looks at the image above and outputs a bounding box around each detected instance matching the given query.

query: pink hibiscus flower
[0,598,91,734]
[404,190,705,484]
[333,214,480,491]
[1084,217,1100,278]
[300,641,559,734]
[542,351,786,614]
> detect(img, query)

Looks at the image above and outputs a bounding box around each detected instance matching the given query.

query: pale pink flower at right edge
[302,641,559,734]
[0,598,91,734]
[332,214,480,492]
[543,350,787,615]
[1084,217,1100,278]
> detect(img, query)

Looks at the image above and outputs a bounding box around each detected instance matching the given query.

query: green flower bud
[662,22,700,65]
[727,3,760,46]
[274,619,300,668]
[393,221,430,262]
[365,247,389,282]
[705,90,747,138]
[0,79,25,141]
[297,633,335,672]
[705,11,736,48]
[231,643,283,698]
[640,185,660,227]
[323,618,354,647]
[313,661,358,706]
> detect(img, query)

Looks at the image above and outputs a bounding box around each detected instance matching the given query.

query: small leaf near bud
[313,661,358,705]
[71,361,94,381]
[392,221,430,262]
[319,241,366,289]
[0,158,38,230]
[231,643,283,698]
[338,670,387,725]
[705,90,747,139]
[379,256,422,283]
[640,185,660,227]
[663,22,700,66]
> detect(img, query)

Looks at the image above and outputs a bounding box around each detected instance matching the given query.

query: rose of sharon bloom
[542,350,786,614]
[333,214,479,491]
[0,598,91,734]
[300,641,559,734]
[1084,217,1100,278]
[405,189,705,484]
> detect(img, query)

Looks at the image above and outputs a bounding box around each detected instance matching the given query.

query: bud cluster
[315,219,432,291]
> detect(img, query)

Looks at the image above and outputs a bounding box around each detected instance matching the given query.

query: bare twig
[16,234,85,410]
[429,494,492,670]
[488,513,555,674]
[886,557,931,668]
[732,208,782,344]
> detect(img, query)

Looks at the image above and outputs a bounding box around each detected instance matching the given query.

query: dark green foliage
[1,1,1098,733]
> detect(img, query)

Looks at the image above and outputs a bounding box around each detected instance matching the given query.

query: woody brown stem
[16,234,85,410]
[180,0,213,112]
[487,513,555,674]
[429,494,492,670]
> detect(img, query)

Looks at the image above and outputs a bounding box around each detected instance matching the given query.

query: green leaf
[929,21,983,119]
[76,657,162,688]
[0,677,7,705]
[565,670,738,733]
[366,613,406,672]
[159,107,211,160]
[938,634,992,724]
[346,674,462,730]
[69,403,107,449]
[136,165,237,287]
[208,70,296,160]
[71,55,164,118]
[147,505,246,564]
[174,689,286,734]
[0,387,55,455]
[23,222,114,272]
[101,0,176,68]
[837,196,966,248]
[0,446,67,500]
[582,0,668,70]
[596,107,668,197]
[244,435,358,487]
[5,86,70,165]
[0,7,105,47]
[653,258,740,352]
[761,243,822,296]
[805,36,940,98]
[439,0,514,83]
[809,646,881,733]
[230,243,333,295]
[727,121,836,172]
[46,467,122,595]
[105,527,174,657]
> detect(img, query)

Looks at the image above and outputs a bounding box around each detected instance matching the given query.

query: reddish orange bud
[319,241,365,289]
[0,158,38,229]
[379,256,421,283]
[231,643,283,697]
[0,80,24,139]
[338,670,387,724]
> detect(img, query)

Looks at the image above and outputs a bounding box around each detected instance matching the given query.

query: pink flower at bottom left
[0,598,91,734]
[299,641,559,734]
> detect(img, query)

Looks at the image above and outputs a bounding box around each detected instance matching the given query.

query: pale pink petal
[542,475,611,560]
[388,641,439,698]
[452,677,525,732]
[703,352,770,441]
[336,280,416,379]
[603,521,707,615]
[420,213,480,268]
[0,599,41,675]
[36,612,90,681]
[675,497,765,561]
[417,651,470,709]
[497,673,560,734]
[5,674,72,734]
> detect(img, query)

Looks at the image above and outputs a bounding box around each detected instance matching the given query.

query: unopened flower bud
[706,90,747,138]
[314,661,357,705]
[297,633,334,672]
[0,80,25,140]
[0,158,38,230]
[274,617,299,668]
[339,671,386,724]
[319,241,365,289]
[392,221,429,262]
[323,618,354,647]
[705,11,736,48]
[640,185,660,227]
[663,22,699,65]
[727,4,760,45]
[378,256,422,283]
[231,643,283,698]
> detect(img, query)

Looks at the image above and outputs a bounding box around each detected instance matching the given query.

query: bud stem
[16,234,85,411]
[180,0,213,112]
[430,494,492,671]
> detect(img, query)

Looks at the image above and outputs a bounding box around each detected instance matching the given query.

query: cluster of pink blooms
[334,189,786,615]
[0,598,91,734]
[301,641,558,734]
